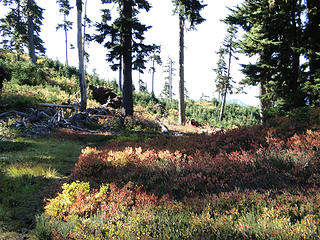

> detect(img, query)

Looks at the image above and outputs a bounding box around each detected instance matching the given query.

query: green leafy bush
[10,60,48,86]
[45,181,90,220]
[41,181,320,239]
[134,92,159,112]
[265,106,320,131]
[124,115,160,132]
[40,57,78,79]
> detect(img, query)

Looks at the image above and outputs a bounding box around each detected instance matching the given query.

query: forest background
[0,0,260,106]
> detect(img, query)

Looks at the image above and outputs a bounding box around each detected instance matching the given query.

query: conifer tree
[213,26,237,121]
[160,81,171,99]
[226,0,306,114]
[217,26,237,121]
[304,0,320,105]
[149,46,162,96]
[163,57,176,103]
[0,0,25,59]
[26,0,36,63]
[0,0,45,63]
[214,48,227,100]
[172,0,206,125]
[56,0,73,65]
[95,0,156,116]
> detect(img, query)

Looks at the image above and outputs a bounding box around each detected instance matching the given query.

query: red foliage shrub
[71,125,320,200]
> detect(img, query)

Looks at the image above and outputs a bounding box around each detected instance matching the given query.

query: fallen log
[39,103,76,109]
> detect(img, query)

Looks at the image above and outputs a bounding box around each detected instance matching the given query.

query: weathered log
[39,103,76,109]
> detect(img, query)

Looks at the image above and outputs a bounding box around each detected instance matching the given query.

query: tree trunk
[219,89,227,122]
[83,0,88,71]
[76,0,87,111]
[259,81,268,124]
[64,14,68,65]
[27,0,36,64]
[122,0,133,116]
[258,49,273,123]
[178,13,185,125]
[151,59,155,96]
[119,55,123,92]
[16,0,21,61]
[169,58,173,103]
[289,2,302,107]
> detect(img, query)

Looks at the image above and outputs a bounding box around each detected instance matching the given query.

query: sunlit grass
[7,164,61,179]
[0,135,89,235]
[0,137,84,174]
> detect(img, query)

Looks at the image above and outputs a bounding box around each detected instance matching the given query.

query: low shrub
[123,115,160,132]
[1,81,73,108]
[42,181,320,239]
[10,60,49,86]
[36,124,320,239]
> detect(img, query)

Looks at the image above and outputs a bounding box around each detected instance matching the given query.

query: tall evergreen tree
[172,0,206,125]
[214,26,237,121]
[160,81,172,99]
[163,57,176,102]
[0,0,25,59]
[95,0,156,116]
[149,46,161,96]
[214,48,228,102]
[304,0,320,105]
[226,0,306,115]
[0,0,45,62]
[56,0,73,65]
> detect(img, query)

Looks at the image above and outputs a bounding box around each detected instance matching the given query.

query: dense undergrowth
[134,92,260,128]
[0,50,108,109]
[37,115,320,239]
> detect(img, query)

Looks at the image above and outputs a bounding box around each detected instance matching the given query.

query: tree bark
[169,58,173,103]
[76,0,87,111]
[258,51,272,123]
[259,81,268,124]
[64,14,69,65]
[178,13,185,125]
[27,0,36,64]
[16,0,22,61]
[122,0,133,116]
[151,58,155,96]
[119,55,123,92]
[219,89,227,122]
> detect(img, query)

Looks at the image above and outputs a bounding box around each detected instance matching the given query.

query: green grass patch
[0,140,32,153]
[0,136,86,236]
[0,131,149,238]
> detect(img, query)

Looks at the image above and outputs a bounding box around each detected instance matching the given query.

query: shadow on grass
[0,133,114,237]
[0,173,50,233]
[0,129,160,237]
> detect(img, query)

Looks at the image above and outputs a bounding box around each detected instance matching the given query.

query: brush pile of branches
[0,103,114,136]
